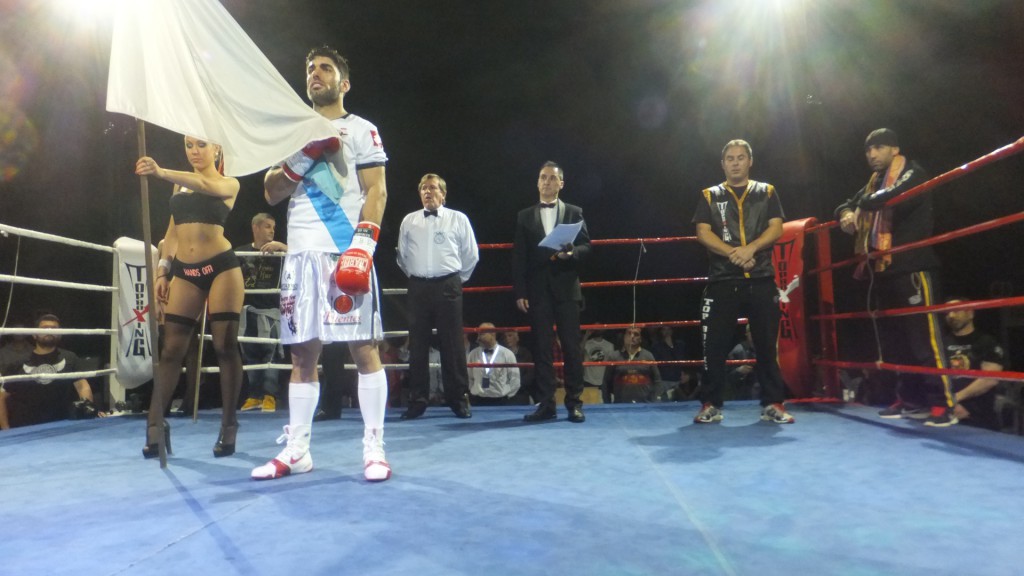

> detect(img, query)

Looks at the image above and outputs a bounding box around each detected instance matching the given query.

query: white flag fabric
[113,237,158,389]
[106,0,336,177]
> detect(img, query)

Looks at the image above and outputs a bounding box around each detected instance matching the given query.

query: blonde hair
[418,173,448,196]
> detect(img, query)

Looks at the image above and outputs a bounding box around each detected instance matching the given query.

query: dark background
[1,0,1022,365]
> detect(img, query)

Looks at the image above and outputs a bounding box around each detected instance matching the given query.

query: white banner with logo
[113,237,157,389]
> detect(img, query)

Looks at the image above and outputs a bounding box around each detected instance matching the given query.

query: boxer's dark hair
[307,45,350,79]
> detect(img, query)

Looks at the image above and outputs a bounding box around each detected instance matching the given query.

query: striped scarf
[853,155,905,279]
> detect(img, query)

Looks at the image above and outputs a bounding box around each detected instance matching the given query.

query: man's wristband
[158,258,172,271]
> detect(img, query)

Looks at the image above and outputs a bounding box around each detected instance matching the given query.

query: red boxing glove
[281,137,341,182]
[334,222,380,295]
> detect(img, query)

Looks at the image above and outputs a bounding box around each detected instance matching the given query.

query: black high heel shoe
[142,421,172,459]
[213,424,238,458]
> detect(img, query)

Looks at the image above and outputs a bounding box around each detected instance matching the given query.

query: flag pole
[136,119,167,468]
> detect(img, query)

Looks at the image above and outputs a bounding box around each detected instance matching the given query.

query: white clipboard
[539,221,583,250]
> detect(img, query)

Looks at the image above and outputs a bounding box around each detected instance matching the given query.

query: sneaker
[878,401,928,419]
[251,425,313,480]
[901,406,930,420]
[261,395,277,413]
[240,398,262,412]
[761,403,795,424]
[924,407,959,428]
[362,429,391,482]
[878,402,903,418]
[693,403,724,424]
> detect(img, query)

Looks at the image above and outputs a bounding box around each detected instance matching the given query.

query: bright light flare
[49,0,120,28]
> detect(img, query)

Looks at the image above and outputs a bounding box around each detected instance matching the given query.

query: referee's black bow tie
[424,209,438,217]
[539,203,556,209]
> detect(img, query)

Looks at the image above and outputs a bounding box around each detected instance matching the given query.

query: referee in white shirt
[397,174,480,419]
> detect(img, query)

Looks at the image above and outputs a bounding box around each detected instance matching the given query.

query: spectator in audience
[316,342,357,421]
[944,298,1006,430]
[727,326,758,400]
[468,323,520,405]
[649,325,694,401]
[502,330,534,404]
[603,327,662,403]
[0,325,31,372]
[395,336,412,405]
[583,329,616,390]
[378,338,405,407]
[236,213,287,413]
[0,324,33,429]
[427,344,444,405]
[839,368,867,403]
[1,314,106,429]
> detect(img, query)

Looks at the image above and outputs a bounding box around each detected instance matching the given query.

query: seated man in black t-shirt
[1,314,105,429]
[943,299,1006,430]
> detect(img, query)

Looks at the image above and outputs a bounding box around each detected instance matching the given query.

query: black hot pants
[172,250,240,293]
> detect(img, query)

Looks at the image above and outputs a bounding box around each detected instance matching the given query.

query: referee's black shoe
[568,406,586,423]
[523,404,557,422]
[450,394,472,419]
[400,401,427,420]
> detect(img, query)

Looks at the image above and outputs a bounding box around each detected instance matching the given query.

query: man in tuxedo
[512,161,591,423]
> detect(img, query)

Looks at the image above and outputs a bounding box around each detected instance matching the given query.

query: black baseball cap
[865,128,899,148]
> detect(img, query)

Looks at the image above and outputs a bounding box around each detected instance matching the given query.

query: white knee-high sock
[289,381,320,432]
[358,370,388,431]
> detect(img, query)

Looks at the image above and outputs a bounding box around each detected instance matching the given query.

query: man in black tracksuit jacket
[835,128,955,426]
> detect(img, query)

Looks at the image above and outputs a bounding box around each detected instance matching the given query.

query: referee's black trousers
[407,273,469,405]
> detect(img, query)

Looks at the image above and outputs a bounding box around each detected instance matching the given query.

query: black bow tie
[424,209,438,217]
[540,203,556,209]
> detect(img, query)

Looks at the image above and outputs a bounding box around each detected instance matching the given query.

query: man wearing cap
[835,128,956,426]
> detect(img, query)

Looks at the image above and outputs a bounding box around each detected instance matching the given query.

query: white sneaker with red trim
[363,429,391,482]
[693,403,724,424]
[251,425,313,480]
[761,403,796,424]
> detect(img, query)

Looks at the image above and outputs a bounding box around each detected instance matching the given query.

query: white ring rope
[234,250,284,257]
[0,368,118,386]
[0,274,116,292]
[200,363,432,374]
[223,331,411,345]
[1,234,19,327]
[0,224,114,253]
[0,328,115,336]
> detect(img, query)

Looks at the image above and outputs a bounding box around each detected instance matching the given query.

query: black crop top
[169,189,230,226]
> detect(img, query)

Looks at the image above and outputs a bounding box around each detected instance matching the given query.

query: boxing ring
[2,138,1024,575]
